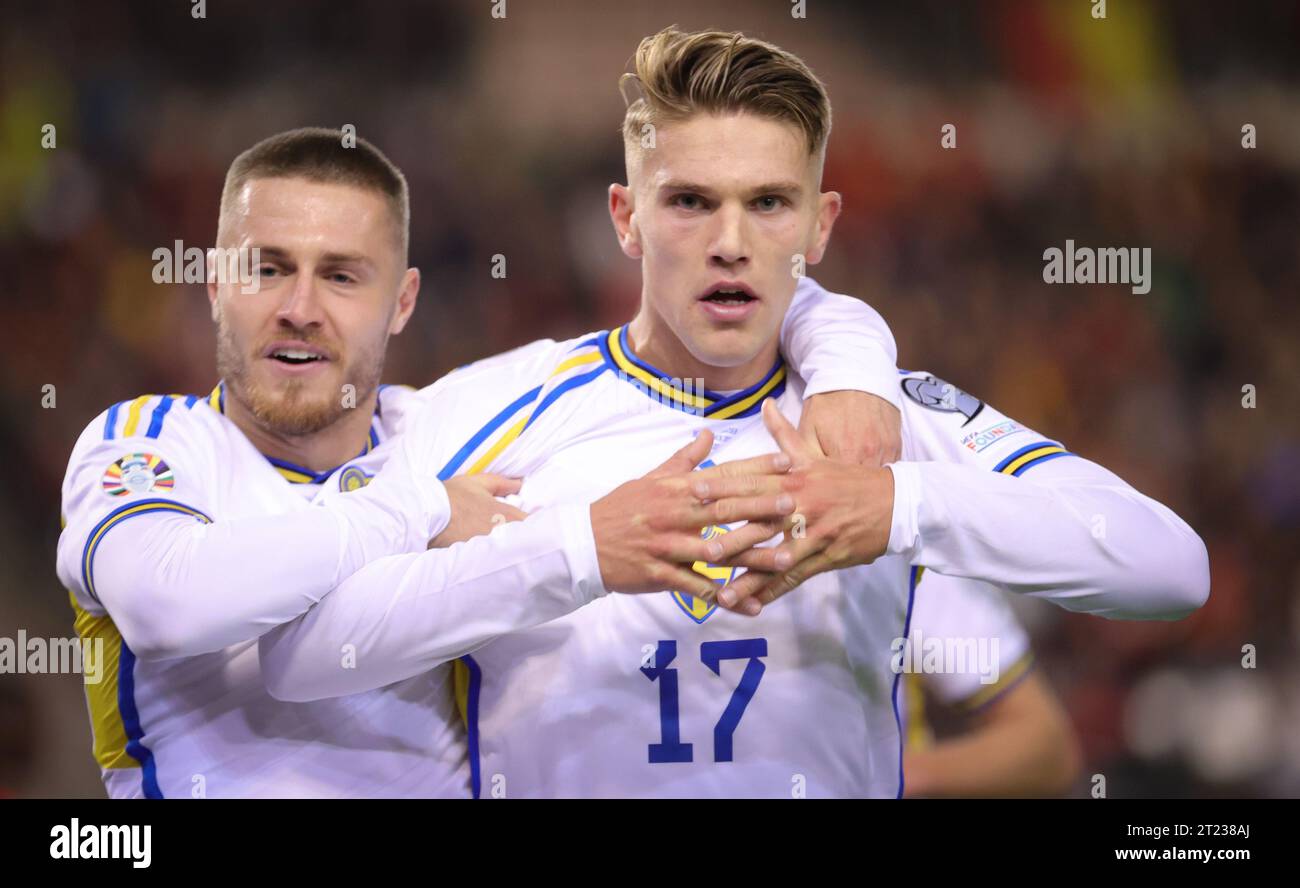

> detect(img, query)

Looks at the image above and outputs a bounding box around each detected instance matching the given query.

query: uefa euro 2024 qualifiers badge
[102,453,174,497]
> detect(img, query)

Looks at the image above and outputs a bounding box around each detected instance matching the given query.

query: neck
[625,310,779,393]
[222,387,377,474]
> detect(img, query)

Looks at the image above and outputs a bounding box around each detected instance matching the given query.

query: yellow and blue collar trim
[206,382,380,484]
[600,326,786,420]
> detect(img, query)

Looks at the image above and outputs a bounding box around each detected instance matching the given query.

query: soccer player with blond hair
[260,29,1208,797]
[57,124,906,798]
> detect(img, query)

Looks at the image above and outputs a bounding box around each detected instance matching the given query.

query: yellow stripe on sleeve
[958,652,1035,711]
[120,395,154,438]
[998,446,1067,476]
[550,350,604,378]
[904,671,933,751]
[67,590,136,770]
[83,501,211,602]
[452,659,471,729]
[467,415,529,476]
[459,349,604,478]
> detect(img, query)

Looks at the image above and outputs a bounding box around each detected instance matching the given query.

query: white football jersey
[390,329,1085,799]
[55,384,467,798]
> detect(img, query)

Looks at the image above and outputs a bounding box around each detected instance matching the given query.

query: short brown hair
[219,127,410,259]
[621,27,832,164]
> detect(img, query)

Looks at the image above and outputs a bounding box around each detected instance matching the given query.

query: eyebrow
[320,251,376,268]
[659,180,804,197]
[250,246,377,269]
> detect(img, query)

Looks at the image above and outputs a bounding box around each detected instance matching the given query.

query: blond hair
[620,27,832,165]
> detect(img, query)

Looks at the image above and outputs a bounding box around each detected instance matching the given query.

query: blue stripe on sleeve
[103,402,124,440]
[144,396,176,439]
[522,364,609,433]
[437,386,542,480]
[993,441,1063,473]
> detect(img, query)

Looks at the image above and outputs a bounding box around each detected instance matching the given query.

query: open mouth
[271,350,324,366]
[701,286,757,306]
[264,343,330,366]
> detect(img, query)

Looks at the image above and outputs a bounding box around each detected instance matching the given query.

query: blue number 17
[641,638,768,763]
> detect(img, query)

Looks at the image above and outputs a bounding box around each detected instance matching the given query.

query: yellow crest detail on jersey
[672,525,736,623]
[338,466,372,492]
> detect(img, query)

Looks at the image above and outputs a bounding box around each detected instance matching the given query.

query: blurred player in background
[900,572,1082,797]
[56,128,905,797]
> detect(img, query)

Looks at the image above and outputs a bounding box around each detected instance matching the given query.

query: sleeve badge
[102,453,174,497]
[901,374,985,426]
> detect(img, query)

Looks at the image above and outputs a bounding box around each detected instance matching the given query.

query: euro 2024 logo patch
[102,453,174,497]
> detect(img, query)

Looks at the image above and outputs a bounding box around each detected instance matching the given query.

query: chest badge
[338,466,373,492]
[671,524,737,623]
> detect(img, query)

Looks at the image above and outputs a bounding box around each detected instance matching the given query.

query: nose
[708,202,750,270]
[276,269,325,330]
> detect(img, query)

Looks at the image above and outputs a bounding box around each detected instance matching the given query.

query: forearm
[92,477,450,660]
[886,459,1210,619]
[905,712,1079,798]
[781,277,901,406]
[95,509,354,660]
[260,502,605,702]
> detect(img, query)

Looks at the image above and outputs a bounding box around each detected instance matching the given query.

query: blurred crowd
[0,0,1296,797]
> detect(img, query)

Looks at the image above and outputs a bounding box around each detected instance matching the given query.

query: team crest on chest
[671,524,737,623]
[102,453,174,497]
[338,466,373,492]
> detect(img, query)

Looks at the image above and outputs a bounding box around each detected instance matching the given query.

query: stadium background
[0,0,1296,797]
